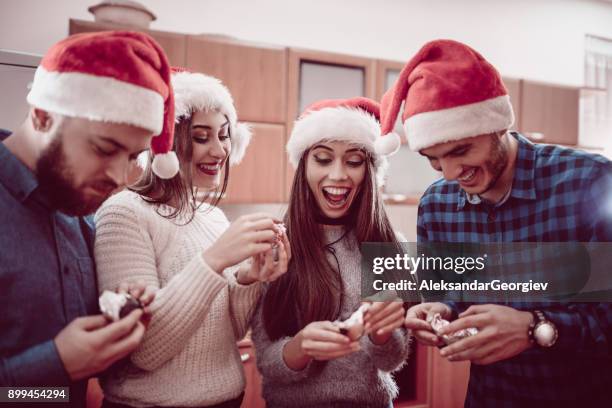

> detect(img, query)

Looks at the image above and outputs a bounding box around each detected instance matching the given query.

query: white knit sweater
[94,190,262,407]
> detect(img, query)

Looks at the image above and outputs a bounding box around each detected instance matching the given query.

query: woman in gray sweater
[251,97,411,408]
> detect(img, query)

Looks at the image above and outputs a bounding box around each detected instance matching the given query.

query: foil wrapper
[99,290,142,321]
[272,222,287,262]
[427,313,478,345]
[335,304,370,341]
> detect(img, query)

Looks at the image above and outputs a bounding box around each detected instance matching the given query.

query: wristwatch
[528,310,558,348]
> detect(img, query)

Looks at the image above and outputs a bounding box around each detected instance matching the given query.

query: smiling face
[419,132,509,196]
[305,141,367,219]
[189,109,231,190]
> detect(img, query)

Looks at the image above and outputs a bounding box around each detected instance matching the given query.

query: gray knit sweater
[250,226,412,408]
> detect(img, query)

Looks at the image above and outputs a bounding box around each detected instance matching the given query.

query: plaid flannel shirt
[417,133,612,407]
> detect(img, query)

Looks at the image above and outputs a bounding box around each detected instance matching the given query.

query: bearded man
[0,31,178,406]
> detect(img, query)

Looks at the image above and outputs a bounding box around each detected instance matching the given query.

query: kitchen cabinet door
[520,80,579,145]
[223,122,285,203]
[186,35,287,124]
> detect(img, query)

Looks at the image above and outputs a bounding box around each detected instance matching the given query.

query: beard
[35,134,116,216]
[478,134,510,195]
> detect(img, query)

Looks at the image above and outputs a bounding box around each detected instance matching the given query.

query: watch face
[534,322,557,346]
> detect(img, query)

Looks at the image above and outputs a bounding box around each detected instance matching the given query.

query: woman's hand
[203,213,279,273]
[237,232,291,284]
[283,321,360,371]
[116,280,157,310]
[298,321,360,361]
[364,300,405,345]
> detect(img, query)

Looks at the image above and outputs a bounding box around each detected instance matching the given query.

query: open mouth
[197,163,221,176]
[321,186,352,208]
[458,167,477,185]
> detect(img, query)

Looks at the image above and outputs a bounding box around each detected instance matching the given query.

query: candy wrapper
[427,313,478,345]
[272,222,287,262]
[99,290,143,322]
[335,304,370,341]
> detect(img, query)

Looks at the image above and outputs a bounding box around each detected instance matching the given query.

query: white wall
[1,0,612,86]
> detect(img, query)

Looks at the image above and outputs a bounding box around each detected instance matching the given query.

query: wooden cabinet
[430,352,470,408]
[394,342,432,408]
[520,80,579,145]
[394,346,469,408]
[375,59,407,145]
[186,35,287,124]
[238,340,266,408]
[375,59,404,101]
[224,122,286,203]
[287,48,376,123]
[502,77,522,131]
[69,19,187,66]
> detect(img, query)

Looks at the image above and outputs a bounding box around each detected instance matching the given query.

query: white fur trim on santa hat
[172,71,252,167]
[27,67,164,134]
[229,122,252,166]
[405,95,514,151]
[172,71,237,123]
[152,151,179,179]
[287,107,381,168]
[287,106,391,186]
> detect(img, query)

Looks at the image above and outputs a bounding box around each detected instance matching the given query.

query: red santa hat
[171,67,252,166]
[287,97,400,185]
[380,39,515,152]
[26,31,178,179]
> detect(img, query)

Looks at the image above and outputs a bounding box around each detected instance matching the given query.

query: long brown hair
[130,114,230,223]
[262,148,400,340]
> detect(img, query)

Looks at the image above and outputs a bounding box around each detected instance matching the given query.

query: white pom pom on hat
[151,152,180,180]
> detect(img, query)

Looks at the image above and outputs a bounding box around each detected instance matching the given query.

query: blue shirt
[0,138,98,406]
[417,133,612,407]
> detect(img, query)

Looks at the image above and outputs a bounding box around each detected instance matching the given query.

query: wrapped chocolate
[427,313,478,345]
[335,304,370,341]
[272,222,287,262]
[99,290,143,321]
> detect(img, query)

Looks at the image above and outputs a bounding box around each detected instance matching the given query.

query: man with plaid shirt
[380,40,612,407]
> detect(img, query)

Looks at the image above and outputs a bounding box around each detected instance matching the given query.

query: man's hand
[438,304,533,365]
[54,309,145,381]
[404,302,452,347]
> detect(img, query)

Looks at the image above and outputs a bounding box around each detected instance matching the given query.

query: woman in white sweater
[94,69,289,408]
[251,98,411,408]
